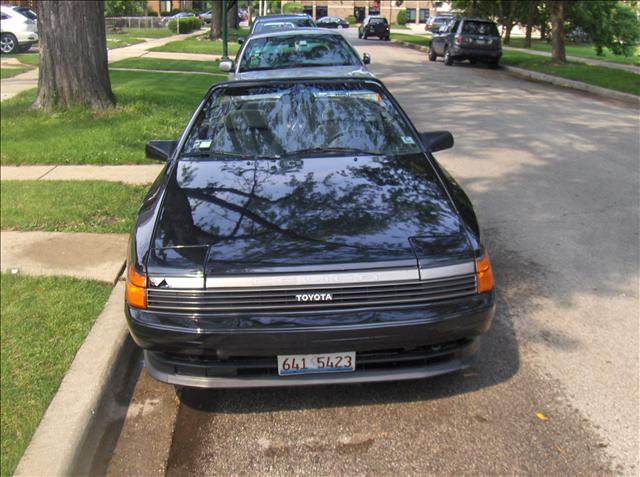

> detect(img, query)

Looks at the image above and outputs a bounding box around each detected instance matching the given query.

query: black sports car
[125,77,495,388]
[316,16,349,29]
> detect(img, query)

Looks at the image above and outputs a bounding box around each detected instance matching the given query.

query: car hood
[147,154,473,277]
[230,65,374,81]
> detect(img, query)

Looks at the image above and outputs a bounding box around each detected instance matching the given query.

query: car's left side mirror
[238,36,245,45]
[219,59,234,72]
[146,140,177,161]
[362,53,371,64]
[419,131,454,153]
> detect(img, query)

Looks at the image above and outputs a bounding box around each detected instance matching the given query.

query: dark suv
[428,18,501,68]
[358,15,390,41]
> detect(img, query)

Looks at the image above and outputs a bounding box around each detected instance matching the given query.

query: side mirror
[419,131,454,153]
[362,52,371,65]
[219,59,234,72]
[146,140,177,161]
[237,36,245,45]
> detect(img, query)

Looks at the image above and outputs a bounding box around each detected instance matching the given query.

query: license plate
[277,352,355,376]
[476,39,488,45]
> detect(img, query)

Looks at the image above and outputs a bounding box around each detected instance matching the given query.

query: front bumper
[127,293,495,388]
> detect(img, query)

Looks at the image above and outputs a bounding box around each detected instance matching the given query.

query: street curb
[391,40,429,53]
[14,280,141,477]
[502,65,640,104]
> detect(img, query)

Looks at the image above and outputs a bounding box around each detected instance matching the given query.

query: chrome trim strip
[419,262,475,280]
[148,276,204,289]
[205,267,420,289]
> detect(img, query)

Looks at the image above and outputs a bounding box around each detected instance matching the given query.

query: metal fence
[105,17,166,31]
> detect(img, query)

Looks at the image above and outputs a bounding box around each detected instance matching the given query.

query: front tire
[358,31,362,39]
[428,46,437,61]
[443,47,453,66]
[0,33,18,55]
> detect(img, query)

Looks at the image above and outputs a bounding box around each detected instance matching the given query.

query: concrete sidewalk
[1,164,164,184]
[142,50,219,62]
[0,29,205,101]
[503,45,639,73]
[1,231,128,283]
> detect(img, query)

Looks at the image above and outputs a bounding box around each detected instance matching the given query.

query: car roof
[246,27,346,40]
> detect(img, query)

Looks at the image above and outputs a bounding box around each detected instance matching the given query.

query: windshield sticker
[197,139,212,149]
[401,136,416,145]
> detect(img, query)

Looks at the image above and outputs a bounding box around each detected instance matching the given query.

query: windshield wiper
[182,151,278,160]
[285,147,381,158]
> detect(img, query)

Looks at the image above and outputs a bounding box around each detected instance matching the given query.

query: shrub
[345,15,357,25]
[167,17,202,33]
[396,9,408,26]
[282,1,304,14]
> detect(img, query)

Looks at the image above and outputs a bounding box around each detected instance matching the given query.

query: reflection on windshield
[183,82,421,158]
[254,18,314,33]
[239,34,360,72]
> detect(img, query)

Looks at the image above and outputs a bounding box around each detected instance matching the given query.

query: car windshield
[239,34,360,72]
[183,82,421,158]
[462,21,499,36]
[254,18,314,33]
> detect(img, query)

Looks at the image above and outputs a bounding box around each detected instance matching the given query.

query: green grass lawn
[106,34,146,49]
[150,28,247,55]
[502,50,640,96]
[507,38,640,66]
[1,181,148,233]
[110,57,226,74]
[1,274,112,477]
[116,27,173,38]
[0,67,31,79]
[391,23,411,30]
[390,32,431,47]
[1,69,220,165]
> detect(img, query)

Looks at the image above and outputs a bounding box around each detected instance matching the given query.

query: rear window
[254,17,314,33]
[462,21,499,36]
[240,34,361,72]
[370,18,388,25]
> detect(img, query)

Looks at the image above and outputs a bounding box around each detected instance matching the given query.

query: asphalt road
[107,29,639,476]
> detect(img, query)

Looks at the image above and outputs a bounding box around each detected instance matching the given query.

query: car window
[254,17,314,33]
[461,21,499,36]
[239,34,361,72]
[0,13,10,20]
[370,18,387,25]
[183,82,421,158]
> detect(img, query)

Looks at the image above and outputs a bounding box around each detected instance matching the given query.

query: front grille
[146,273,477,314]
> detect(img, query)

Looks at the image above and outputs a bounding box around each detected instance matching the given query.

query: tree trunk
[503,20,514,45]
[549,0,566,63]
[524,0,536,48]
[34,1,113,111]
[210,1,222,39]
[227,1,238,30]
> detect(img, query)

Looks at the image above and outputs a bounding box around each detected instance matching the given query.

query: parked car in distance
[358,15,390,40]
[0,5,38,54]
[316,16,349,29]
[198,10,211,24]
[428,17,501,68]
[239,13,316,44]
[126,76,496,389]
[425,14,454,33]
[221,29,372,80]
[162,11,196,25]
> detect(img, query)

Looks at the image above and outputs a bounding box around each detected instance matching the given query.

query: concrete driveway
[108,29,639,476]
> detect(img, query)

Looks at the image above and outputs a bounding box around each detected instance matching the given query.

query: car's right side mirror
[419,131,454,153]
[146,140,177,161]
[362,53,371,64]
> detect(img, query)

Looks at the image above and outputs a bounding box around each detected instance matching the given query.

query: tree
[282,1,304,14]
[523,0,540,48]
[104,0,145,17]
[210,0,222,39]
[227,0,239,30]
[608,2,640,56]
[34,1,114,111]
[548,0,566,63]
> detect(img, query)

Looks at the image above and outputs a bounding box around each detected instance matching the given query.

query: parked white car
[0,5,38,54]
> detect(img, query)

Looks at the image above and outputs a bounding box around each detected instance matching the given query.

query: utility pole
[222,0,229,60]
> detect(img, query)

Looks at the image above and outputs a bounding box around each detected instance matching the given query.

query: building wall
[283,1,447,24]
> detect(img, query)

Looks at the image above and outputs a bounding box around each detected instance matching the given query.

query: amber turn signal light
[476,254,494,294]
[126,263,147,309]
